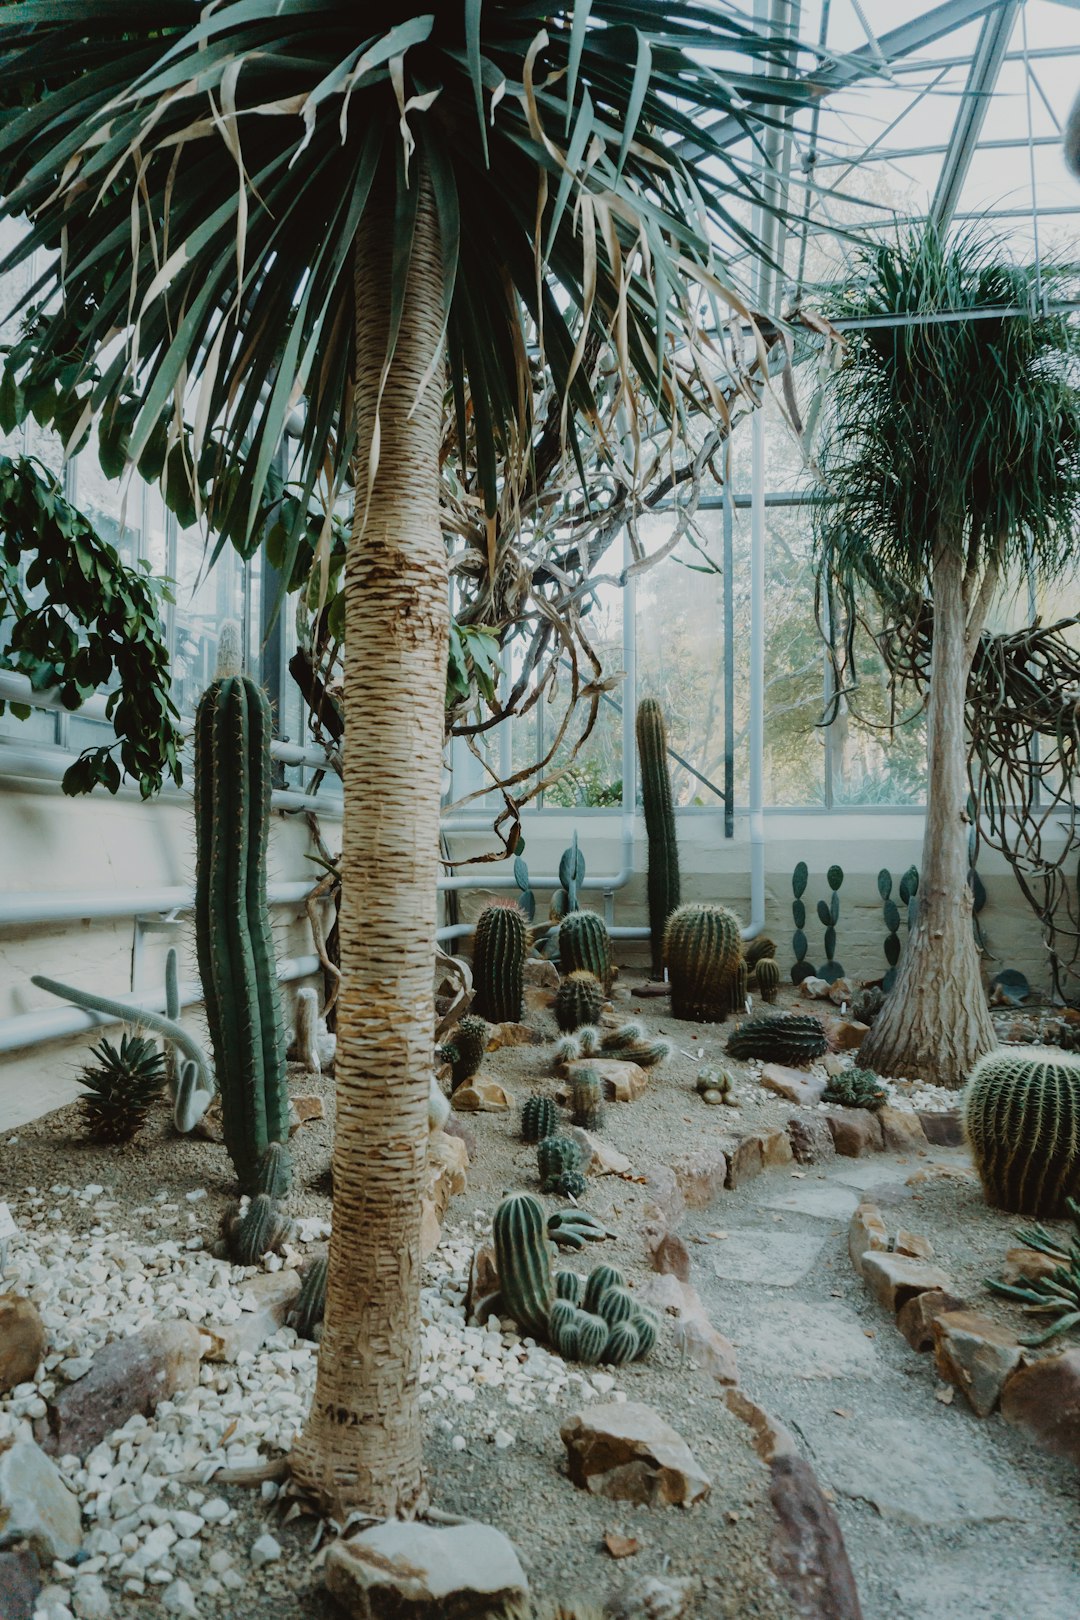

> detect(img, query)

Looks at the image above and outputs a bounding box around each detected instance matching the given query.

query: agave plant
[75,1032,166,1144]
[986,1199,1080,1345]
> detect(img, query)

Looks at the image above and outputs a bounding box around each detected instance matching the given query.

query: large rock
[1000,1352,1080,1464]
[769,1454,864,1620]
[726,1134,764,1189]
[896,1288,967,1353]
[761,1127,795,1170]
[932,1311,1022,1418]
[761,1066,826,1107]
[324,1520,528,1619]
[41,1321,205,1459]
[561,1402,710,1507]
[566,1058,647,1103]
[823,1018,870,1052]
[523,958,560,989]
[201,1270,301,1363]
[847,1203,889,1278]
[672,1314,738,1386]
[861,1253,955,1315]
[825,1108,883,1158]
[568,1128,632,1177]
[643,1224,692,1283]
[667,1147,729,1210]
[451,1080,510,1113]
[0,1441,81,1563]
[919,1109,963,1147]
[642,1165,686,1229]
[787,1113,835,1166]
[0,1298,45,1397]
[1002,1246,1061,1286]
[876,1106,927,1155]
[485,1021,545,1050]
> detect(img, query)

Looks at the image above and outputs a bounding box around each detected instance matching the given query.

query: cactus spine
[756,958,780,1004]
[471,902,527,1023]
[492,1193,554,1335]
[193,633,289,1192]
[726,1013,829,1066]
[663,903,743,1023]
[817,864,845,983]
[790,861,813,984]
[636,698,681,979]
[570,1069,604,1131]
[963,1048,1080,1216]
[521,1094,558,1144]
[558,911,613,992]
[554,971,605,1033]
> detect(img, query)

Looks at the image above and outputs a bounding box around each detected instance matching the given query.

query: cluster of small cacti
[194,626,290,1192]
[636,698,681,979]
[554,970,605,1032]
[755,957,780,1004]
[663,902,744,1022]
[550,831,585,923]
[695,1065,736,1106]
[726,1012,830,1066]
[745,936,776,972]
[963,1047,1080,1216]
[557,911,613,992]
[472,901,528,1023]
[75,1032,166,1143]
[291,1254,328,1340]
[438,1014,489,1089]
[816,864,845,983]
[599,1021,673,1068]
[821,1068,887,1111]
[547,1209,609,1249]
[878,866,919,990]
[521,1094,558,1143]
[570,1069,604,1131]
[537,1134,586,1192]
[221,1142,293,1264]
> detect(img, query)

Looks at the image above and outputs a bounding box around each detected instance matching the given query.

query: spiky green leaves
[964,1048,1080,1217]
[538,1135,585,1188]
[821,1068,887,1111]
[75,1032,166,1144]
[521,1095,558,1144]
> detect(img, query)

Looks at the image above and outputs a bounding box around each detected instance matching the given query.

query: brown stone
[895,1229,933,1260]
[466,1242,499,1317]
[523,986,555,1017]
[560,1402,710,1507]
[932,1311,1023,1418]
[643,1225,692,1283]
[426,1131,469,1218]
[641,1165,686,1229]
[0,1544,40,1620]
[631,981,672,1000]
[825,1018,870,1052]
[822,1053,848,1077]
[566,1057,647,1103]
[1002,1246,1061,1286]
[567,1128,632,1177]
[877,1105,927,1155]
[523,958,560,989]
[799,977,832,1000]
[848,1203,889,1278]
[419,1199,442,1260]
[860,1253,955,1315]
[201,1269,301,1362]
[0,1296,46,1396]
[638,1274,687,1317]
[289,1094,324,1130]
[609,1576,698,1620]
[726,1134,764,1189]
[825,1108,883,1158]
[896,1289,967,1352]
[451,1079,510,1113]
[919,1109,964,1147]
[41,1321,206,1459]
[673,1315,738,1386]
[760,1065,826,1107]
[726,1388,797,1463]
[667,1147,729,1210]
[761,1127,795,1170]
[486,1020,545,1049]
[0,1441,82,1562]
[769,1454,864,1620]
[787,1113,836,1166]
[1000,1352,1080,1464]
[324,1520,529,1619]
[441,1116,476,1159]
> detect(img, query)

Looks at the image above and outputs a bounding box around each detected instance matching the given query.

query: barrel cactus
[963,1048,1080,1216]
[555,971,605,1033]
[756,958,780,1004]
[558,911,613,992]
[194,629,289,1192]
[546,1170,588,1199]
[521,1094,558,1144]
[663,902,743,1022]
[443,1015,488,1088]
[555,1270,586,1304]
[583,1263,626,1314]
[734,959,748,1012]
[491,1193,554,1335]
[292,1255,328,1340]
[636,697,681,979]
[726,1013,829,1065]
[472,902,528,1023]
[822,1068,887,1111]
[256,1140,292,1200]
[573,1309,610,1364]
[604,1320,641,1365]
[745,936,776,972]
[538,1135,584,1186]
[570,1069,604,1131]
[223,1193,292,1266]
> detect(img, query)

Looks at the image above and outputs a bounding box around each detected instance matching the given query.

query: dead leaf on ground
[832,1408,853,1419]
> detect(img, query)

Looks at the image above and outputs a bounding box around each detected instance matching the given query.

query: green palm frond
[0,2,823,562]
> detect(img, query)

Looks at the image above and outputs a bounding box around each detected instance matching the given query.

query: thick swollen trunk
[859,543,996,1089]
[291,176,446,1517]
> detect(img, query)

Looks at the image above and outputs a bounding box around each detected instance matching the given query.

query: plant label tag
[0,1203,16,1241]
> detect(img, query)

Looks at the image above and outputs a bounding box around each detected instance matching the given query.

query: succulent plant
[583,1263,626,1315]
[222,1193,293,1266]
[636,698,681,979]
[291,1254,328,1339]
[521,1094,558,1144]
[548,1210,608,1249]
[790,861,813,984]
[964,1048,1080,1217]
[755,957,780,1004]
[600,1020,648,1053]
[555,1269,586,1303]
[986,1201,1080,1345]
[608,1035,673,1069]
[570,1069,604,1131]
[33,974,212,1105]
[557,911,613,993]
[879,865,920,992]
[472,902,528,1023]
[255,1140,292,1200]
[695,1065,734,1102]
[537,1135,584,1184]
[444,1015,489,1088]
[734,958,749,1011]
[544,1170,588,1199]
[821,1068,887,1111]
[663,902,743,1022]
[75,1032,166,1144]
[603,1320,641,1364]
[573,1309,610,1364]
[851,985,884,1026]
[492,1193,554,1336]
[554,971,605,1033]
[550,831,586,923]
[512,838,536,923]
[816,863,845,983]
[632,1305,661,1357]
[726,1013,830,1066]
[595,1284,636,1327]
[745,936,777,971]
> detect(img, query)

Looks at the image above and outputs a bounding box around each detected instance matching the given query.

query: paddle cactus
[816,863,845,984]
[548,1210,608,1249]
[880,866,919,991]
[790,861,813,983]
[521,1094,558,1144]
[570,1069,604,1131]
[492,1193,554,1335]
[558,911,613,992]
[636,697,681,979]
[472,901,527,1023]
[726,1013,829,1065]
[964,1048,1080,1216]
[550,832,586,922]
[555,971,605,1033]
[663,902,743,1022]
[756,957,780,1003]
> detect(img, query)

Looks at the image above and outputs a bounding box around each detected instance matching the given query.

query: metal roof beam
[931,1,1020,229]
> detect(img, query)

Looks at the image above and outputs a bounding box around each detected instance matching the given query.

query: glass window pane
[543,582,623,808]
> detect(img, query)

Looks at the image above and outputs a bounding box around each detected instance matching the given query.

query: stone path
[685,1144,1080,1620]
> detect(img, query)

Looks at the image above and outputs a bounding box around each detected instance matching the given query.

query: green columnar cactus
[726,1013,830,1065]
[745,936,776,971]
[573,1310,610,1364]
[636,698,681,979]
[756,958,780,1004]
[791,861,813,984]
[223,1193,293,1266]
[558,911,613,992]
[472,902,528,1023]
[583,1264,626,1314]
[570,1069,604,1131]
[193,635,289,1193]
[163,946,181,1094]
[822,1068,887,1111]
[555,971,605,1033]
[963,1048,1080,1216]
[256,1140,292,1200]
[492,1193,555,1335]
[816,863,845,983]
[663,902,743,1022]
[538,1135,584,1185]
[292,1255,328,1339]
[735,959,748,1011]
[521,1094,558,1144]
[555,1270,586,1304]
[445,1015,488,1088]
[604,1320,641,1364]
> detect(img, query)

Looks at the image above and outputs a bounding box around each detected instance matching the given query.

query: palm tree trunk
[291,171,446,1518]
[860,541,995,1088]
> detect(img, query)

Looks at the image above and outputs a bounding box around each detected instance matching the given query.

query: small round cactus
[755,957,780,1004]
[595,1284,636,1327]
[963,1047,1080,1216]
[604,1320,641,1364]
[555,971,605,1033]
[544,1170,588,1199]
[537,1134,584,1184]
[444,1015,488,1088]
[555,1270,586,1304]
[583,1263,626,1315]
[521,1094,558,1144]
[696,1065,734,1104]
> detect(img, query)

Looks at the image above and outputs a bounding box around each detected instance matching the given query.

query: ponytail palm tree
[0,2,811,1517]
[815,227,1080,1089]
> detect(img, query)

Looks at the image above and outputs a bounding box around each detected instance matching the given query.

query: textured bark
[860,543,996,1088]
[291,174,446,1517]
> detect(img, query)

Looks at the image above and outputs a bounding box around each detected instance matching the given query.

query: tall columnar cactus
[492,1192,554,1335]
[817,864,845,983]
[726,1013,830,1066]
[292,1254,328,1339]
[636,698,681,979]
[558,911,613,992]
[570,1069,604,1131]
[756,958,780,1004]
[734,959,748,1012]
[790,862,813,984]
[663,902,743,1023]
[471,901,528,1023]
[554,971,605,1033]
[963,1048,1080,1216]
[193,631,289,1192]
[521,1094,558,1144]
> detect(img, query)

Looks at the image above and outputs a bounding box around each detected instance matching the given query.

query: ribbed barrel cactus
[521,1094,558,1144]
[492,1192,554,1335]
[558,911,613,992]
[964,1047,1080,1216]
[663,902,743,1022]
[472,901,527,1023]
[636,697,680,979]
[554,970,605,1033]
[756,958,780,1003]
[726,1012,829,1065]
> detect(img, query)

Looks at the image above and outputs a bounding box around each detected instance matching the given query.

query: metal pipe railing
[0,881,318,929]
